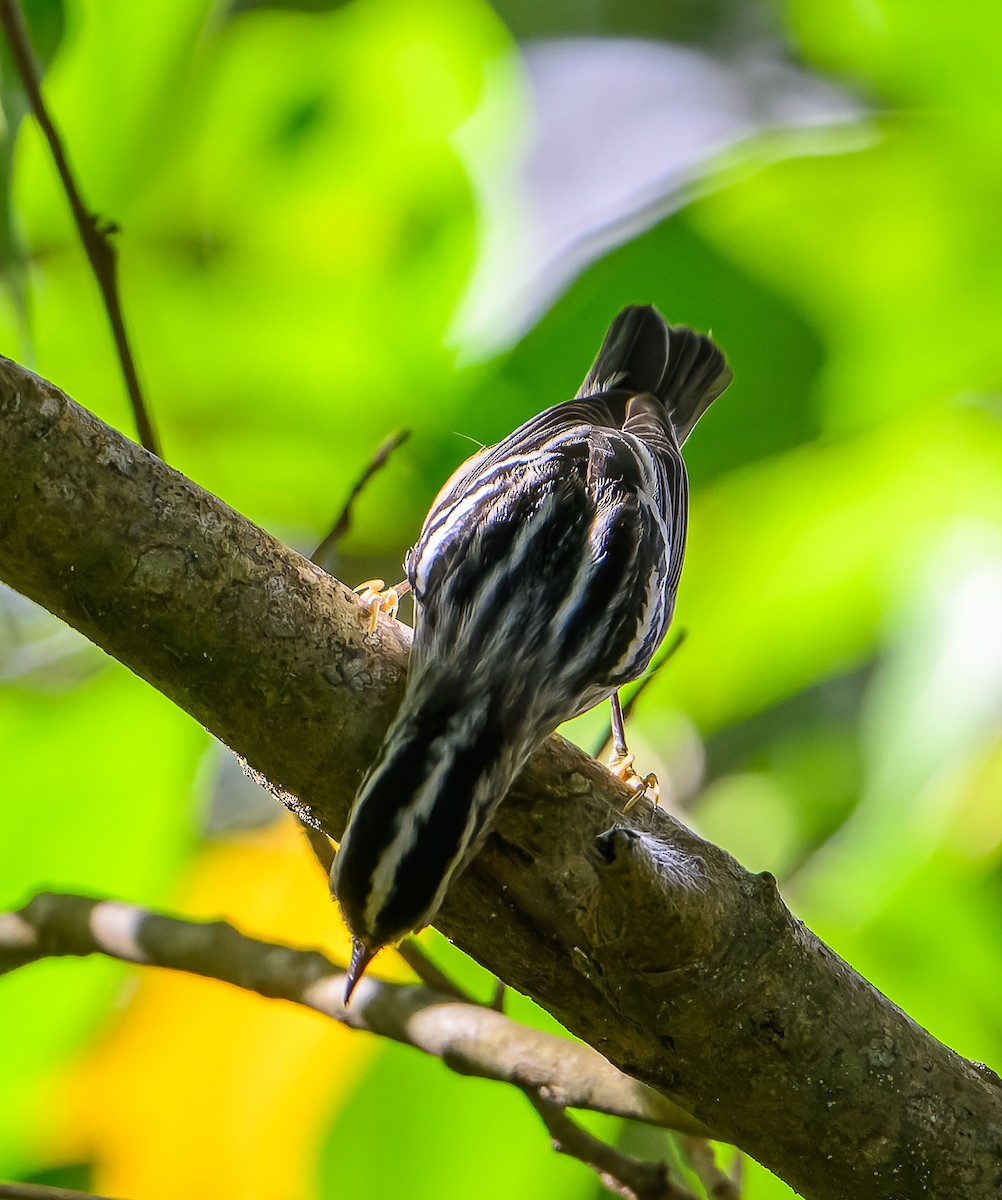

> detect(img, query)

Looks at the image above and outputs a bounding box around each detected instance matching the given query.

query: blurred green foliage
[0,0,1000,1197]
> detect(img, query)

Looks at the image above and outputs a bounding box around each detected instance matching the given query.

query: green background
[1,0,1001,1196]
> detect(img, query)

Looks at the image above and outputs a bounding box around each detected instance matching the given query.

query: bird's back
[333,305,731,992]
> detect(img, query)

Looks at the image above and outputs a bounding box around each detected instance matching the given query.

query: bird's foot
[606,751,660,812]
[354,578,402,632]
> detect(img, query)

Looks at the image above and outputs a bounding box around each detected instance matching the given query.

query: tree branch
[525,1089,695,1200]
[1,357,1001,1199]
[0,892,704,1140]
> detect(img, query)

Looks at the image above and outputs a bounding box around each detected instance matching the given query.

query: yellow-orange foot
[354,578,402,632]
[606,751,660,813]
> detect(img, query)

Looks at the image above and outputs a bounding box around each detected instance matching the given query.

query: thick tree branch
[0,892,703,1140]
[1,358,1001,1199]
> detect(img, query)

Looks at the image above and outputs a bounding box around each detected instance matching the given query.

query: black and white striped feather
[332,305,731,997]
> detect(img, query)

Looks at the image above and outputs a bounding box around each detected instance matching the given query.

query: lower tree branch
[0,892,704,1138]
[1,358,1001,1198]
[0,1185,122,1200]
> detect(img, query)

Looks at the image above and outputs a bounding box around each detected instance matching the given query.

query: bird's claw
[606,751,660,812]
[354,578,400,633]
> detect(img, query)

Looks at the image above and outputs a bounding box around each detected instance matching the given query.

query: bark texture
[1,356,1000,1199]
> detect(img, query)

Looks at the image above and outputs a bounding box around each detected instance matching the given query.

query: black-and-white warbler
[332,305,731,1001]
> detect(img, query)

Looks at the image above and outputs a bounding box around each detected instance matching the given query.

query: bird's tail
[576,304,731,445]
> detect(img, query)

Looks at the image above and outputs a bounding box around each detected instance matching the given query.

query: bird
[331,304,731,1002]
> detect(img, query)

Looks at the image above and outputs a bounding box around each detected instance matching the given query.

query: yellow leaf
[53,815,394,1200]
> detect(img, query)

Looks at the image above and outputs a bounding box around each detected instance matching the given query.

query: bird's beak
[344,937,376,1005]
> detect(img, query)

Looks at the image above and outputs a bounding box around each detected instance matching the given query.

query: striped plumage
[332,305,731,999]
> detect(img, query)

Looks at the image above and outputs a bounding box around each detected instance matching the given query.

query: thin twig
[525,1089,697,1200]
[682,1136,742,1199]
[592,629,687,760]
[392,938,474,1003]
[311,427,410,565]
[0,0,160,457]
